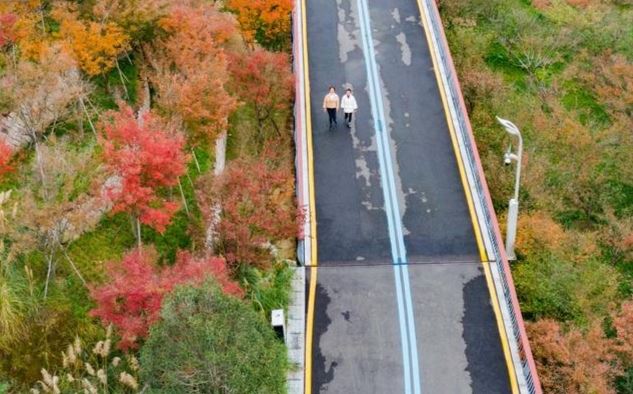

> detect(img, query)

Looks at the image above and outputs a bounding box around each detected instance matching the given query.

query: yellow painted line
[301,0,318,392]
[303,0,317,267]
[414,1,519,392]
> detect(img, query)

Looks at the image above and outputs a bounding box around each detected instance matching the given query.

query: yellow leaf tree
[53,5,130,76]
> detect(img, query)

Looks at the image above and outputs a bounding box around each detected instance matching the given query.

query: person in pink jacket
[323,86,340,130]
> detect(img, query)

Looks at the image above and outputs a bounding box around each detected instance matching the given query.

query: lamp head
[496,116,521,136]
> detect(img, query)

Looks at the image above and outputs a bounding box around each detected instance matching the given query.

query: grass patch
[143,146,212,264]
[561,80,611,127]
[484,42,529,87]
[238,261,295,318]
[605,180,633,219]
[90,56,139,110]
[65,213,136,280]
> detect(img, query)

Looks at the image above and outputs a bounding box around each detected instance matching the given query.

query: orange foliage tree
[586,52,633,120]
[0,1,52,59]
[528,319,619,394]
[52,4,130,76]
[92,0,170,40]
[613,301,633,362]
[515,211,567,257]
[226,0,292,50]
[229,49,294,137]
[206,152,302,269]
[147,4,237,147]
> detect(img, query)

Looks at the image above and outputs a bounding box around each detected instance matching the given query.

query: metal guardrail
[291,5,311,268]
[422,0,542,392]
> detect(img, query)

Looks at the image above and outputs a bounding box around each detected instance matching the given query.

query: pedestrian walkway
[293,0,541,393]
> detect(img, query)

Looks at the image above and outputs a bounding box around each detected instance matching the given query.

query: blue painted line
[401,264,421,393]
[356,1,421,393]
[356,1,412,393]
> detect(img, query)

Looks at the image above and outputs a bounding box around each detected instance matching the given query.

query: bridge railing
[421,0,542,392]
[292,2,312,269]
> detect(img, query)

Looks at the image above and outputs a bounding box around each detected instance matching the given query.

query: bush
[90,247,242,350]
[140,282,287,393]
[514,254,620,324]
[527,318,618,394]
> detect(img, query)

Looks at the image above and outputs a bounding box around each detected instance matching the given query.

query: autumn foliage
[147,4,237,146]
[208,153,301,269]
[587,52,633,119]
[226,0,292,50]
[0,12,17,47]
[229,49,294,134]
[527,314,633,394]
[100,104,187,233]
[52,5,130,76]
[613,301,633,362]
[515,212,567,256]
[0,141,13,178]
[90,247,243,350]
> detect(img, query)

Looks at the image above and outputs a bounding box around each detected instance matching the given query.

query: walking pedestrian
[340,88,358,128]
[323,86,339,129]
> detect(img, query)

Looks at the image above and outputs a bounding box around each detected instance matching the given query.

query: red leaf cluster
[99,104,188,232]
[229,49,294,126]
[90,247,243,350]
[0,13,17,47]
[0,140,13,178]
[211,153,303,269]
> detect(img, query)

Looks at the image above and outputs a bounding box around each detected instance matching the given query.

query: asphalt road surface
[305,0,513,393]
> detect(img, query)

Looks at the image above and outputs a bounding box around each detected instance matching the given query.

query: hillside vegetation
[439,0,633,392]
[0,0,295,392]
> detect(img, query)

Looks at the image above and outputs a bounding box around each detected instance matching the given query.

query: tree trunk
[214,131,227,176]
[192,149,201,173]
[139,76,151,119]
[205,131,228,253]
[116,59,130,100]
[136,217,142,249]
[43,251,55,299]
[178,178,190,215]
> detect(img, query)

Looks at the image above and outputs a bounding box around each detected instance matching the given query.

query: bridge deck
[304,0,514,393]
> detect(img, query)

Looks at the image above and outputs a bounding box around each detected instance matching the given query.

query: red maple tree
[99,104,188,236]
[0,140,13,179]
[229,49,294,135]
[209,152,303,269]
[0,13,17,47]
[90,247,243,350]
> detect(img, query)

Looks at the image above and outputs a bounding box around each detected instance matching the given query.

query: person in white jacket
[340,88,358,128]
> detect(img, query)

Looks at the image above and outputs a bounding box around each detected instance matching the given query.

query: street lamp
[496,117,523,261]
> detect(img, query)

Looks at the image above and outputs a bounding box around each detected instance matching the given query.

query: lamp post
[496,117,523,261]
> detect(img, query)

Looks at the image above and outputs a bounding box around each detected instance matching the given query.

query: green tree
[140,282,287,393]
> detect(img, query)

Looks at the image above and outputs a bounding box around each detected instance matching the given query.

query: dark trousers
[344,112,353,124]
[327,108,337,127]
